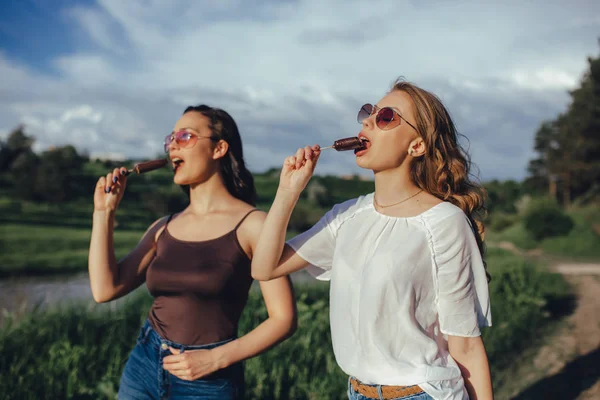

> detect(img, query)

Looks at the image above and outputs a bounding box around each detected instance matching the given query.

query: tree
[34,145,87,202]
[528,42,600,205]
[0,126,39,198]
[0,125,36,172]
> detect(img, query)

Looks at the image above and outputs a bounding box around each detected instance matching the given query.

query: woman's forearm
[212,315,296,369]
[251,188,299,280]
[88,210,119,302]
[449,336,494,400]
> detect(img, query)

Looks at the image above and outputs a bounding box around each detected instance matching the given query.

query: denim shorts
[347,377,434,400]
[118,319,244,400]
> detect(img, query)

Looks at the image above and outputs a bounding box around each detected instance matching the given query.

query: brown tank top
[145,210,257,345]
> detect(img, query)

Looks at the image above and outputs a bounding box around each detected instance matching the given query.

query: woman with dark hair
[251,80,493,400]
[88,105,296,399]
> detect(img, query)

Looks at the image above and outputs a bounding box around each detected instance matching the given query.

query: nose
[362,113,376,131]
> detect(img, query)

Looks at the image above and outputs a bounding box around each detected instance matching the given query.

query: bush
[485,222,539,250]
[288,201,325,233]
[488,212,518,232]
[0,251,573,399]
[541,224,600,260]
[523,198,574,240]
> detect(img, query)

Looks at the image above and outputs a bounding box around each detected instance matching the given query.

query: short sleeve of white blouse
[287,194,491,399]
[286,197,360,281]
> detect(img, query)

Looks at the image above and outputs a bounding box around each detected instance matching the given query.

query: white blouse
[287,193,492,400]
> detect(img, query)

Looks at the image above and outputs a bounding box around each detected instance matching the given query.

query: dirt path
[491,242,600,399]
[512,272,600,399]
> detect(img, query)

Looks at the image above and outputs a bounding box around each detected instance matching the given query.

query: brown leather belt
[350,377,424,399]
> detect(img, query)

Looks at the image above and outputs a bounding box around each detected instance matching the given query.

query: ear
[212,139,229,160]
[408,138,425,157]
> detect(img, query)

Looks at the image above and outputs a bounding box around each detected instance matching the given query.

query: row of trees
[527,42,600,206]
[0,127,89,202]
[2,44,599,210]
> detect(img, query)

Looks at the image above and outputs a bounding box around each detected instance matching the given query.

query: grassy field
[0,223,297,277]
[0,249,572,399]
[486,205,600,261]
[0,224,144,277]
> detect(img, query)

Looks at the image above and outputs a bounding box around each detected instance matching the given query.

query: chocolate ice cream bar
[321,136,366,151]
[125,159,168,176]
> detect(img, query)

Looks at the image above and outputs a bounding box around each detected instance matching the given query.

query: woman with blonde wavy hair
[250,79,493,400]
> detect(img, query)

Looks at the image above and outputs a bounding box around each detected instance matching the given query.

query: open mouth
[355,137,370,154]
[172,157,184,172]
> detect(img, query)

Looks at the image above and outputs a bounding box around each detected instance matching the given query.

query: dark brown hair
[182,105,256,206]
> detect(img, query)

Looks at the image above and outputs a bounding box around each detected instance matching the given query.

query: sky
[0,0,599,181]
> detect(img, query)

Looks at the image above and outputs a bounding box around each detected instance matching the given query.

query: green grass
[486,222,539,250]
[540,223,600,260]
[0,223,300,276]
[486,205,600,260]
[0,250,573,399]
[0,224,144,277]
[482,249,572,377]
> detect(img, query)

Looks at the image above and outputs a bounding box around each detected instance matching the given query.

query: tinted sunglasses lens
[163,134,173,153]
[357,104,373,123]
[376,107,396,130]
[176,131,197,148]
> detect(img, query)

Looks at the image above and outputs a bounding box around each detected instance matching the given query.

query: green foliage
[527,45,600,204]
[312,175,374,207]
[487,212,518,232]
[486,222,539,250]
[539,205,600,260]
[482,249,571,376]
[0,252,572,399]
[35,146,88,202]
[485,179,523,214]
[288,201,327,232]
[523,198,574,240]
[541,223,600,260]
[0,125,35,173]
[0,224,143,277]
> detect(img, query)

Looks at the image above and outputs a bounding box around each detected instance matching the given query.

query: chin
[173,175,190,186]
[355,156,371,170]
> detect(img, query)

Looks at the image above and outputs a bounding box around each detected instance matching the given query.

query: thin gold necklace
[374,189,423,209]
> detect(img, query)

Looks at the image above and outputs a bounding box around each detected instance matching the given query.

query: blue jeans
[118,320,244,399]
[347,377,434,400]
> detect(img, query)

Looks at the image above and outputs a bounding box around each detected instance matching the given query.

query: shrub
[0,251,572,399]
[523,198,574,240]
[489,212,518,232]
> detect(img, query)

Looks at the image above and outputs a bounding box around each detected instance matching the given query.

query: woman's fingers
[304,145,313,160]
[96,176,106,189]
[295,147,305,169]
[105,172,113,193]
[284,156,296,169]
[112,168,121,186]
[104,167,129,194]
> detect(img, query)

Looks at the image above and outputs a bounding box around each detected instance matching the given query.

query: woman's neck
[373,165,420,206]
[187,173,233,215]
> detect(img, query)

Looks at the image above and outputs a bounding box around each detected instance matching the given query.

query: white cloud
[67,6,127,55]
[510,68,579,91]
[1,0,599,180]
[60,105,103,124]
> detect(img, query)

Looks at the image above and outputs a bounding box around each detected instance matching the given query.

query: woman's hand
[279,145,321,194]
[163,347,224,381]
[93,167,128,212]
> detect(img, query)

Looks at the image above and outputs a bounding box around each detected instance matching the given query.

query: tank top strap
[156,213,175,243]
[233,209,260,231]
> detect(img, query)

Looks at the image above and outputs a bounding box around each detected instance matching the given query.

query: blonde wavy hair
[392,79,489,280]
